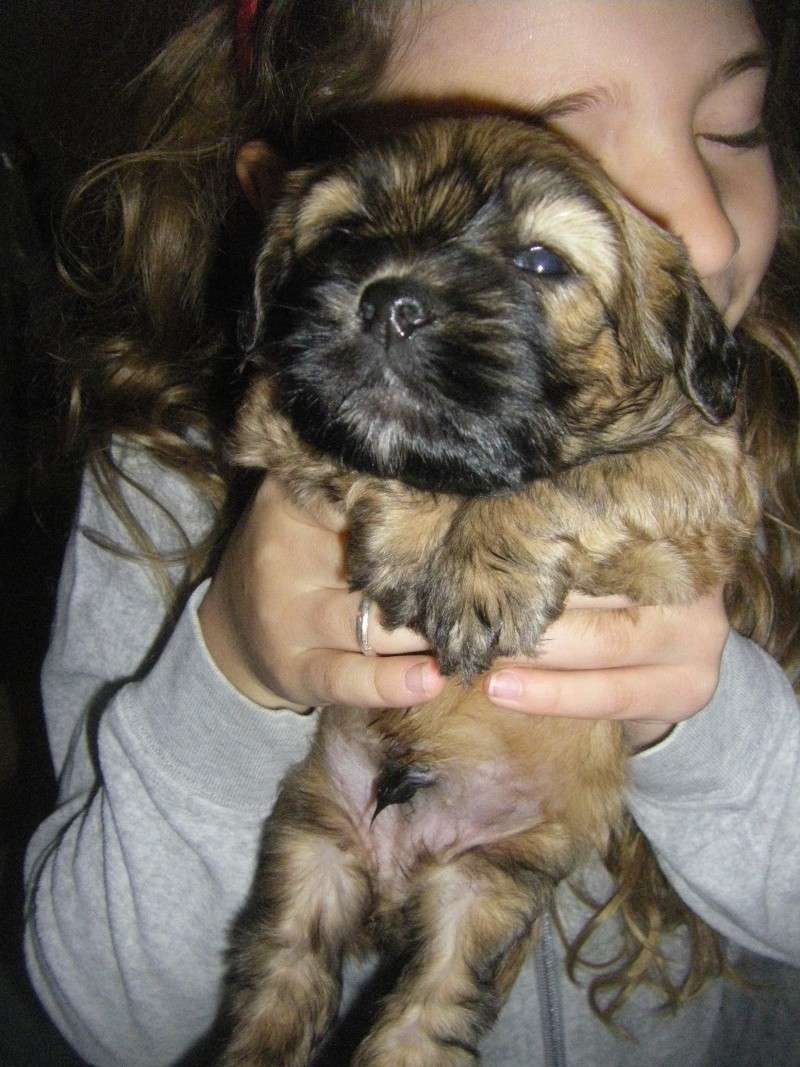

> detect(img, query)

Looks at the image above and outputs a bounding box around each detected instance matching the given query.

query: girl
[25,1,800,1064]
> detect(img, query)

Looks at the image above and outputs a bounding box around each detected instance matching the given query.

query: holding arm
[24,450,440,1067]
[24,449,309,1066]
[481,591,800,965]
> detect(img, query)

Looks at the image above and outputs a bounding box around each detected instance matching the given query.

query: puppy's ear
[235,141,292,363]
[667,284,743,424]
[236,234,296,369]
[236,298,261,358]
[236,244,280,365]
[619,203,742,424]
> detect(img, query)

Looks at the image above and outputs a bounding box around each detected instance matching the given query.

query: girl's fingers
[484,661,720,723]
[562,592,635,611]
[528,592,729,671]
[346,591,431,655]
[302,587,431,656]
[264,478,429,657]
[485,592,729,725]
[297,592,725,712]
[297,649,445,709]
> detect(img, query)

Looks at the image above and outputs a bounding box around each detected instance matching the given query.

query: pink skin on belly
[320,715,547,899]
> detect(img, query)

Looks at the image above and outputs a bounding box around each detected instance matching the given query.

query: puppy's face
[239,118,740,495]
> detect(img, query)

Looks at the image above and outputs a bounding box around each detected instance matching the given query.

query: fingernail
[487,670,523,704]
[405,661,434,695]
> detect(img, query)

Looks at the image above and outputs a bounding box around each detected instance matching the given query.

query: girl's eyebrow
[706,48,770,92]
[532,86,621,121]
[529,48,770,122]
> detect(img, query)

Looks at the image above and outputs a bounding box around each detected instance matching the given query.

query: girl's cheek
[746,155,780,282]
[724,150,780,325]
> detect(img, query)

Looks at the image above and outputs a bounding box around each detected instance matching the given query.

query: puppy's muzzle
[359,277,435,344]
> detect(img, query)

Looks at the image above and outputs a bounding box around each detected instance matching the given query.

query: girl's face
[381,0,779,329]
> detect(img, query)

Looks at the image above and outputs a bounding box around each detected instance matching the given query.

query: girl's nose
[619,147,740,286]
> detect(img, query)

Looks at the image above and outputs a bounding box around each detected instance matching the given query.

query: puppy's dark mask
[239,117,739,495]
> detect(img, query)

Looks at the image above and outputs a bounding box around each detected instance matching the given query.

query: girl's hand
[484,591,731,751]
[200,475,729,748]
[198,476,446,712]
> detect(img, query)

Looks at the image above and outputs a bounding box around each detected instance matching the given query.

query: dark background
[0,4,199,1062]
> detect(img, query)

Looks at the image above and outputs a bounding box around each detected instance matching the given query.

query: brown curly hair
[56,0,800,1026]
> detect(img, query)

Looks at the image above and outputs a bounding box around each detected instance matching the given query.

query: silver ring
[356,595,376,656]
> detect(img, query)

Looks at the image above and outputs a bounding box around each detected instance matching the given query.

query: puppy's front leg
[421,493,573,678]
[345,480,461,633]
[351,845,554,1067]
[347,483,571,680]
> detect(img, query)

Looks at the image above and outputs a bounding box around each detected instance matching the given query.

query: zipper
[535,912,567,1067]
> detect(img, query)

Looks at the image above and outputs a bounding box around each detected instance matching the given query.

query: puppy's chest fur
[219,117,760,1067]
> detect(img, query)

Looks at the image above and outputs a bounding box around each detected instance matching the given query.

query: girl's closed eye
[699,123,767,150]
[696,62,770,154]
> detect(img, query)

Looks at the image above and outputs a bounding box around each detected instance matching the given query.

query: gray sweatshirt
[24,443,800,1066]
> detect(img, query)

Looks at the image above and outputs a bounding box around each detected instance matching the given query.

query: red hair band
[236,0,259,76]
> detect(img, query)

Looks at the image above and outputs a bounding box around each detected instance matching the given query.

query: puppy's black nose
[359,278,433,341]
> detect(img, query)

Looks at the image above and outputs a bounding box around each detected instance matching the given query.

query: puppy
[220,117,759,1066]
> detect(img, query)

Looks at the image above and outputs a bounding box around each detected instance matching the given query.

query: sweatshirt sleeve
[626,630,800,965]
[24,451,320,1067]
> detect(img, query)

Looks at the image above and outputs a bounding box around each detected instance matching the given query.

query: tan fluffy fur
[219,119,760,1066]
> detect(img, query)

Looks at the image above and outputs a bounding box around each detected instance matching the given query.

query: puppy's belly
[318,709,548,900]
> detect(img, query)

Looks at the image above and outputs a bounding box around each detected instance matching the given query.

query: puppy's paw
[416,557,564,680]
[353,550,556,680]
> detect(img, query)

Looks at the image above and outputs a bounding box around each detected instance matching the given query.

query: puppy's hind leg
[220,781,373,1067]
[352,846,553,1067]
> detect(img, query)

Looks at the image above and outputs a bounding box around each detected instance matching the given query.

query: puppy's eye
[513,245,570,277]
